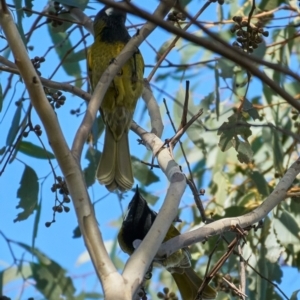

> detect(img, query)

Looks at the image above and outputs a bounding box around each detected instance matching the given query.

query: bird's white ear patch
[105,7,114,16]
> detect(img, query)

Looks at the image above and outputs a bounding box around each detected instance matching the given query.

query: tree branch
[158,156,300,257]
[0,1,119,296]
[142,79,164,138]
[0,56,91,102]
[96,0,300,111]
[127,121,186,295]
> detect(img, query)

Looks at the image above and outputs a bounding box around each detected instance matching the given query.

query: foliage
[0,0,300,299]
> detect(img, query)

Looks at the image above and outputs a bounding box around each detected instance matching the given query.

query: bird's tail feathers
[97,127,133,191]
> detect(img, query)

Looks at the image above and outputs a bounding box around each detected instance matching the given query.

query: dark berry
[45,222,52,227]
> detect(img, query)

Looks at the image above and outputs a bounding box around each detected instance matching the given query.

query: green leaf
[14,165,39,222]
[200,92,215,111]
[139,186,159,206]
[218,131,234,151]
[73,225,82,238]
[49,13,75,34]
[252,136,263,154]
[179,42,200,64]
[18,141,55,159]
[65,48,88,63]
[193,158,206,187]
[178,0,192,7]
[0,265,32,292]
[212,172,228,211]
[132,156,159,186]
[214,62,220,120]
[242,98,260,120]
[218,114,252,156]
[265,220,284,263]
[257,256,268,299]
[47,26,82,87]
[236,140,253,163]
[24,0,33,17]
[30,261,75,300]
[173,86,189,127]
[6,103,22,146]
[249,171,270,198]
[173,86,209,130]
[91,114,105,147]
[259,0,284,11]
[273,216,300,247]
[0,82,3,112]
[278,210,300,239]
[83,148,101,187]
[290,289,300,300]
[238,191,257,207]
[14,243,76,299]
[15,242,50,263]
[75,292,104,300]
[284,80,300,98]
[56,0,89,10]
[223,206,249,217]
[0,146,5,155]
[216,58,235,79]
[156,39,173,62]
[184,92,214,149]
[272,130,284,174]
[32,200,42,251]
[290,198,300,216]
[253,40,267,60]
[13,0,27,47]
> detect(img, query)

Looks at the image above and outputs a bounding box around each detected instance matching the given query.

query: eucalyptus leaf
[6,103,22,146]
[132,156,159,186]
[14,165,39,222]
[18,141,55,159]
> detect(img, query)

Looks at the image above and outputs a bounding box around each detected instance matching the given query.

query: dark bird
[87,5,144,191]
[118,187,217,300]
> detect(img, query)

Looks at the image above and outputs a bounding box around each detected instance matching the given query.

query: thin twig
[222,276,248,298]
[238,244,246,300]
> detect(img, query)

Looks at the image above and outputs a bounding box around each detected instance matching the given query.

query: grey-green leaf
[249,171,270,198]
[56,0,89,10]
[14,165,39,222]
[18,141,55,159]
[6,103,22,146]
[132,156,159,186]
[83,148,101,187]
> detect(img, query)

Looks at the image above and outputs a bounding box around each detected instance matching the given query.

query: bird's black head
[95,5,127,27]
[120,187,157,252]
[93,4,130,43]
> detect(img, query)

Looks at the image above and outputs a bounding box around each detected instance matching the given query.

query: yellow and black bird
[87,5,144,191]
[118,187,217,300]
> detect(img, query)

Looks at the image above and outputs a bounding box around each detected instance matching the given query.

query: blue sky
[0,0,299,299]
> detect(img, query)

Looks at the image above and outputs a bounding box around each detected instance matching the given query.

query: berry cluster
[33,124,42,136]
[167,10,186,22]
[212,273,238,295]
[199,188,205,195]
[137,288,147,300]
[70,108,81,115]
[291,109,299,121]
[45,176,70,227]
[231,16,269,53]
[31,56,45,76]
[23,124,43,138]
[47,1,64,27]
[157,287,178,300]
[46,90,66,109]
